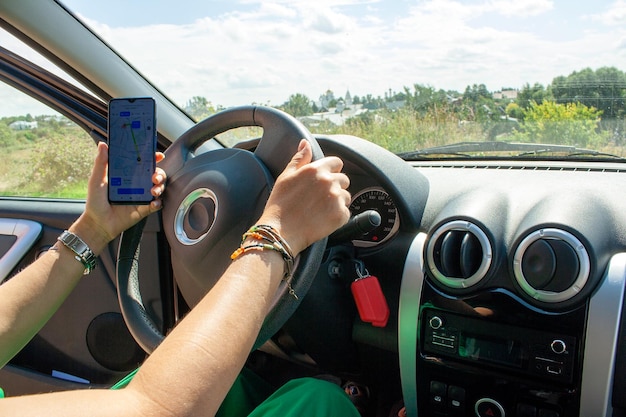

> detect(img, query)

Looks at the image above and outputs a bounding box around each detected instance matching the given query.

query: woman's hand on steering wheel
[257,139,351,256]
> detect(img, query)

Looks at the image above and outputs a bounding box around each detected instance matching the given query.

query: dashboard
[304,134,626,417]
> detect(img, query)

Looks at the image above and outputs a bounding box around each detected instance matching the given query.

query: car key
[351,262,389,327]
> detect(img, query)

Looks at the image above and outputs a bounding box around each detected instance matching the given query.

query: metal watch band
[58,230,97,275]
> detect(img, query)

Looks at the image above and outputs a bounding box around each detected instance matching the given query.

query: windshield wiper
[398,141,626,160]
[516,149,624,159]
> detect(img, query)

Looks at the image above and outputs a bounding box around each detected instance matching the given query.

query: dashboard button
[448,385,465,411]
[429,316,443,329]
[430,381,447,408]
[476,398,505,417]
[517,403,537,417]
[550,339,567,354]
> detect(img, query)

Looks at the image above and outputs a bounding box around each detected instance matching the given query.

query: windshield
[57,1,626,159]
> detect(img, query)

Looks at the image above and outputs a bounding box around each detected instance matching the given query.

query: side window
[0,26,97,199]
[0,83,96,199]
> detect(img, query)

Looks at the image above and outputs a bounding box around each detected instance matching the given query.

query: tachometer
[349,187,400,247]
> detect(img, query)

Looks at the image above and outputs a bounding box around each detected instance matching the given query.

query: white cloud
[1,0,623,114]
[589,0,626,26]
[486,0,554,17]
[306,10,348,34]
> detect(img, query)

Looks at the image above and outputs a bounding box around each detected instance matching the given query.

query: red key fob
[351,275,389,327]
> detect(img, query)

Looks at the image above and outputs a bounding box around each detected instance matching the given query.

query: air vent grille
[426,220,493,289]
[513,228,590,303]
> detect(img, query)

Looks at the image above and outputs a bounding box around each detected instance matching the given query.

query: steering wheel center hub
[175,188,218,245]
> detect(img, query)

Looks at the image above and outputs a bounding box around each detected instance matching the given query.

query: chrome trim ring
[512,228,590,303]
[174,188,218,246]
[426,220,492,289]
[475,398,506,417]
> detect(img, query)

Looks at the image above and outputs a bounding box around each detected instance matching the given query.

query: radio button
[448,385,465,411]
[429,380,447,409]
[516,403,537,417]
[550,339,567,355]
[476,398,505,417]
[429,315,443,329]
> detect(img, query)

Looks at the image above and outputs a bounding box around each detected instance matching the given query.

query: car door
[0,38,170,396]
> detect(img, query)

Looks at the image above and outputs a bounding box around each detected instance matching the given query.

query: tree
[463,84,491,103]
[505,102,523,120]
[551,67,626,118]
[512,100,608,148]
[517,82,549,110]
[459,83,499,125]
[362,94,385,110]
[184,96,216,120]
[280,93,313,117]
[403,84,448,114]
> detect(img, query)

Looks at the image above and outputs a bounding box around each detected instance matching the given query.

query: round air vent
[426,220,493,289]
[513,228,590,303]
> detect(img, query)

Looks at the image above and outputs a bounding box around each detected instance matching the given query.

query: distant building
[336,99,345,113]
[493,88,518,100]
[299,103,368,127]
[318,90,336,110]
[316,89,360,111]
[9,120,38,130]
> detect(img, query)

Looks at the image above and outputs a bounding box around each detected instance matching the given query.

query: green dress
[112,367,361,417]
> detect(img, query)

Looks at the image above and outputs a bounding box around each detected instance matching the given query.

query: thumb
[284,139,312,173]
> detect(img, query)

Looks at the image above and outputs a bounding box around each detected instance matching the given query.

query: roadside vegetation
[1,66,625,198]
[0,115,95,198]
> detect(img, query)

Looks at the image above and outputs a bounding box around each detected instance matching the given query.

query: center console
[398,233,626,417]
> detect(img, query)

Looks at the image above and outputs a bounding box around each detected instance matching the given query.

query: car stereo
[422,308,577,384]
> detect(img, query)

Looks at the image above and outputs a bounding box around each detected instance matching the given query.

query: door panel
[0,200,164,395]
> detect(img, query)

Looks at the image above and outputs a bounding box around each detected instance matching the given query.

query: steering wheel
[116,106,327,354]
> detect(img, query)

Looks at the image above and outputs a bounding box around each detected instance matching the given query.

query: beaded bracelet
[231,225,297,299]
[243,224,295,259]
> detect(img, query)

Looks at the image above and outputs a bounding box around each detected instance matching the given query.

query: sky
[1,0,626,115]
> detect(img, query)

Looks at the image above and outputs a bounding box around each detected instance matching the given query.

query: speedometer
[349,187,400,247]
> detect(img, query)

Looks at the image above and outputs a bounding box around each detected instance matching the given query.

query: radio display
[458,333,523,368]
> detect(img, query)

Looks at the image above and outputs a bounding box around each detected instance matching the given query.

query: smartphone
[107,97,157,204]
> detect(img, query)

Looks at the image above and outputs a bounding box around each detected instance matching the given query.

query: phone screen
[107,97,156,204]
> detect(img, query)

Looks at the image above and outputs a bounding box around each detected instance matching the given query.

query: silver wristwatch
[58,230,97,275]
